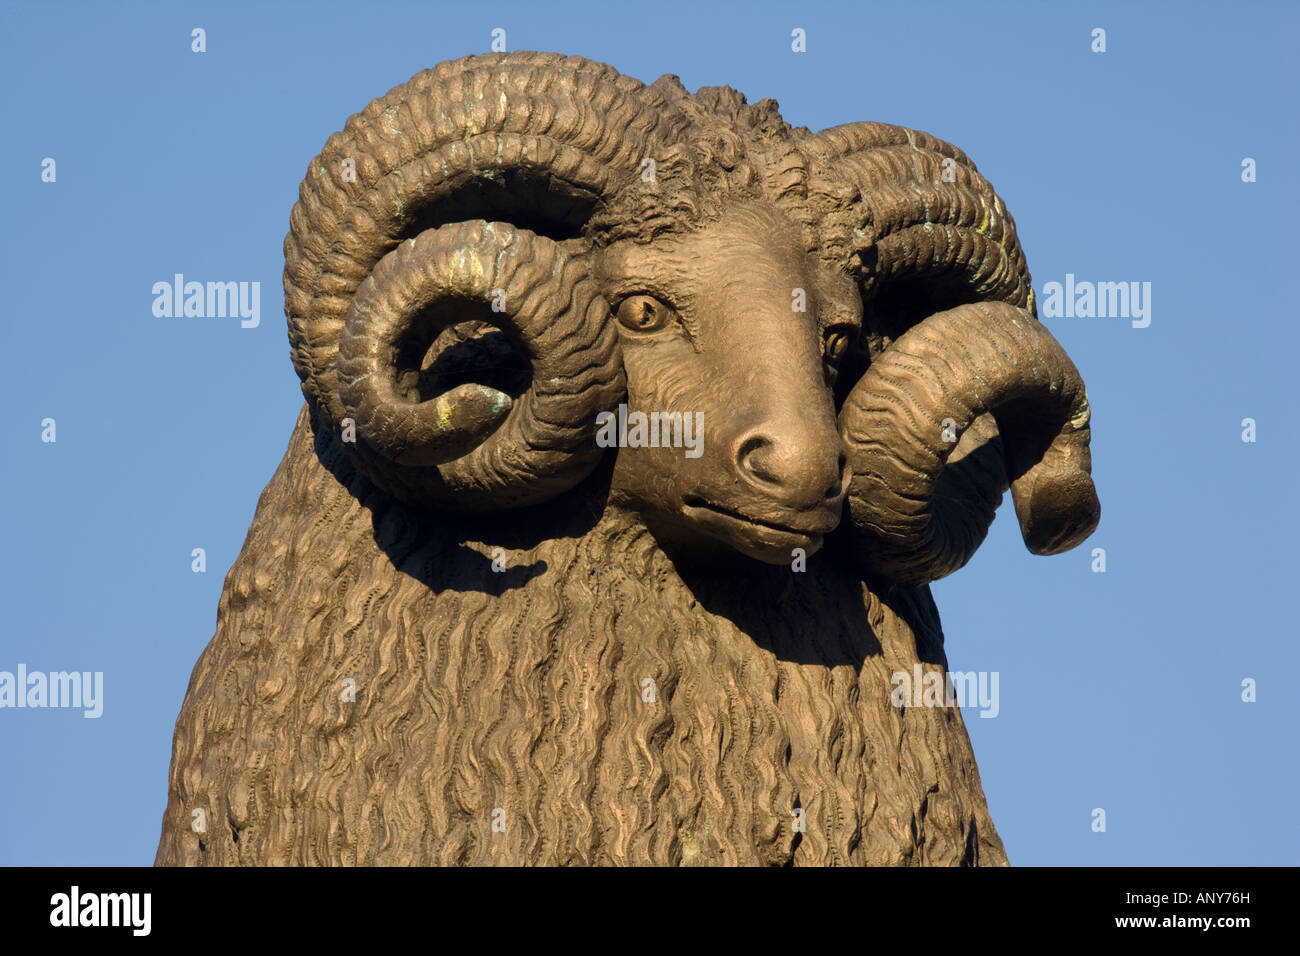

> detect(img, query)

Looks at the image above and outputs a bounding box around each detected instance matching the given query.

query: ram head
[285,51,1099,583]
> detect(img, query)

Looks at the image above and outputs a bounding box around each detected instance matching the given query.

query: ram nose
[733,423,848,513]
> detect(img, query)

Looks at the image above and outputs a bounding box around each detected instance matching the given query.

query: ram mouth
[681,495,840,539]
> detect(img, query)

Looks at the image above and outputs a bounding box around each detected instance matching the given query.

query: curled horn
[283,52,689,508]
[337,221,623,507]
[839,302,1100,585]
[803,121,1033,314]
[805,122,1099,584]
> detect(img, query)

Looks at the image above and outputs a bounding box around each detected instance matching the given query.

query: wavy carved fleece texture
[155,407,1006,866]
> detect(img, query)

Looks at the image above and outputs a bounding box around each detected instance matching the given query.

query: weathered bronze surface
[157,52,1099,866]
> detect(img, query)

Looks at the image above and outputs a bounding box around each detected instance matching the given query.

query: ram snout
[678,382,849,563]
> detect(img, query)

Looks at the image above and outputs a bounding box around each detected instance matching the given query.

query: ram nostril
[734,430,844,509]
[737,435,780,485]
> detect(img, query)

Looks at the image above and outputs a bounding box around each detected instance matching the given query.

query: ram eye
[823,327,853,363]
[615,295,675,334]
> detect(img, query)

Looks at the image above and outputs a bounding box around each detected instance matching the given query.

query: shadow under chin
[310,408,947,668]
[638,521,885,669]
[309,406,613,596]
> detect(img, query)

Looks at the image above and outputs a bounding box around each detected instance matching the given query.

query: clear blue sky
[2,0,1296,866]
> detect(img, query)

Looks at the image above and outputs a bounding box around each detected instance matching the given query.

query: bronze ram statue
[156,52,1099,866]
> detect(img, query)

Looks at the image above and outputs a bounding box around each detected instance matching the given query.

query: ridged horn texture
[839,301,1100,586]
[803,122,1033,312]
[801,121,1097,583]
[337,222,624,506]
[283,52,690,508]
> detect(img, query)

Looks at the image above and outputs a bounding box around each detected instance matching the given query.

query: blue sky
[1,0,1296,866]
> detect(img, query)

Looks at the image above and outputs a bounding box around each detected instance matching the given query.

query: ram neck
[156,404,1007,866]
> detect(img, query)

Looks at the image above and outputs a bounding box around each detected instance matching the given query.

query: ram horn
[336,221,623,507]
[839,301,1100,585]
[283,52,689,507]
[802,121,1033,319]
